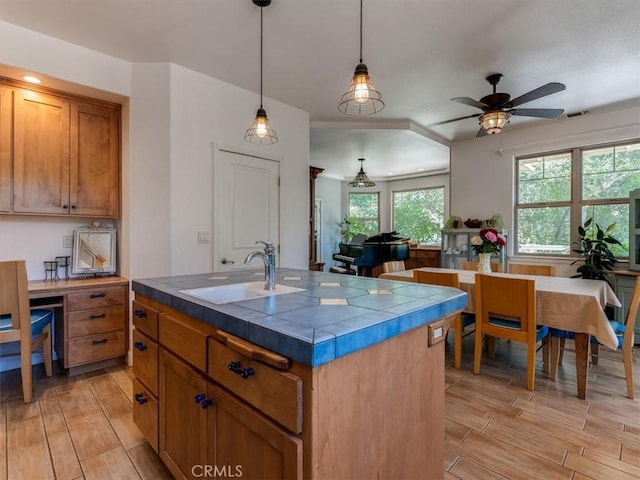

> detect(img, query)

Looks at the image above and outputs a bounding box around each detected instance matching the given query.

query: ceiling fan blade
[507,82,566,107]
[509,108,564,119]
[429,113,481,127]
[451,97,487,110]
[476,126,488,138]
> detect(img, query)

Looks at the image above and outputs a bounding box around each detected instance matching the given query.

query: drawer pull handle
[92,339,108,345]
[90,293,106,299]
[134,341,147,351]
[228,361,254,379]
[90,313,106,319]
[134,309,147,318]
[201,399,213,409]
[134,393,148,405]
[194,393,206,404]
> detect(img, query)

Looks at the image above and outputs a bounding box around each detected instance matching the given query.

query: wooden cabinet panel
[13,89,70,214]
[212,385,303,480]
[67,285,126,311]
[208,337,302,434]
[70,101,119,217]
[0,86,12,212]
[67,330,126,365]
[159,348,210,480]
[133,378,159,453]
[67,305,124,337]
[132,300,159,340]
[159,313,208,372]
[133,330,159,395]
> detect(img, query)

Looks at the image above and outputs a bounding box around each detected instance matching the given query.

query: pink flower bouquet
[470,228,506,255]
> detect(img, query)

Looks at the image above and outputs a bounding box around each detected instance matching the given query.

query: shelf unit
[441,228,508,272]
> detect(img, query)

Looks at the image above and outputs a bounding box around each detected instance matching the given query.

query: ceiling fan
[430,73,566,137]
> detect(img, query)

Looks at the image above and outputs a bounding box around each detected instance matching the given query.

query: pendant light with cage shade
[338,0,384,116]
[348,158,376,187]
[245,0,278,145]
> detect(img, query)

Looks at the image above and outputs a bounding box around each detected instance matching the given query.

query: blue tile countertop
[132,268,467,367]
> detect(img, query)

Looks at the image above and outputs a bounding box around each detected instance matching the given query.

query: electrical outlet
[63,236,73,248]
[197,231,210,244]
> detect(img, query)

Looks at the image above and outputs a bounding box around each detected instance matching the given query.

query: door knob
[220,258,235,265]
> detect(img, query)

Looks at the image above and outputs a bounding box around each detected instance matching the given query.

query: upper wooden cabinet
[1,80,121,218]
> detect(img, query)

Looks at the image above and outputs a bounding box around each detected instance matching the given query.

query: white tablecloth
[380,268,621,349]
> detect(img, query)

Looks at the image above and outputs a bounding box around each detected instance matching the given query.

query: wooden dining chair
[473,274,550,391]
[382,260,406,274]
[508,264,556,276]
[550,276,639,399]
[462,261,501,273]
[0,260,54,402]
[414,270,474,369]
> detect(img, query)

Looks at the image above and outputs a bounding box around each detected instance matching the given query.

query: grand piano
[332,231,410,277]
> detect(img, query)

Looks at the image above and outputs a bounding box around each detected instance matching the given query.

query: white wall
[450,105,640,276]
[315,176,343,269]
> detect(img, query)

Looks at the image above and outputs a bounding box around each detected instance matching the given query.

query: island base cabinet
[159,347,303,480]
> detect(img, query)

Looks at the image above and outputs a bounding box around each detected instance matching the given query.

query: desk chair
[473,274,550,391]
[550,276,639,399]
[0,260,54,403]
[414,270,474,369]
[462,261,501,273]
[382,260,406,274]
[508,264,556,276]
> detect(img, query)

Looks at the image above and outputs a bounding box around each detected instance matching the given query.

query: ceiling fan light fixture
[348,158,376,187]
[338,0,384,116]
[480,111,511,134]
[245,0,278,145]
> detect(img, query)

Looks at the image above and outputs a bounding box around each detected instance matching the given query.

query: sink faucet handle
[255,240,274,251]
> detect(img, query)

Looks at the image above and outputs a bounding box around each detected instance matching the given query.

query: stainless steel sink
[179,282,305,304]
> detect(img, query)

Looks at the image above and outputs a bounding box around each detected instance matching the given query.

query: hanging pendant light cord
[359,0,363,63]
[260,5,264,108]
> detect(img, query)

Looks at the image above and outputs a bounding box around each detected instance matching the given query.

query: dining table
[379,267,622,399]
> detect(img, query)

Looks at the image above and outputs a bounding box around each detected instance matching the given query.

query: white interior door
[213,146,280,272]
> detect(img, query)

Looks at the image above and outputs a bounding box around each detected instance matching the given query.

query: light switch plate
[197,231,210,244]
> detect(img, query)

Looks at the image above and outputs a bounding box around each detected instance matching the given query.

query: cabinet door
[70,102,120,217]
[13,89,70,214]
[0,86,12,212]
[212,385,303,480]
[159,348,210,480]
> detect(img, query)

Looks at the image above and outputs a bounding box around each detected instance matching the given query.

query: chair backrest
[508,264,556,276]
[475,274,536,341]
[623,276,640,351]
[382,260,406,274]
[414,270,459,289]
[0,260,31,343]
[462,261,501,273]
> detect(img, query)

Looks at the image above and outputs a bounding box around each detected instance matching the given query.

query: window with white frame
[348,192,379,237]
[392,187,445,244]
[515,140,639,257]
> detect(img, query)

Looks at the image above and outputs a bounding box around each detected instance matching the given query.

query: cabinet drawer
[133,330,159,396]
[68,305,124,338]
[67,285,125,312]
[133,378,158,453]
[159,314,208,372]
[67,330,126,366]
[132,300,159,340]
[208,338,302,434]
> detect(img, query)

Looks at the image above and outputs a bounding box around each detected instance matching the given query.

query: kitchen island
[131,268,466,480]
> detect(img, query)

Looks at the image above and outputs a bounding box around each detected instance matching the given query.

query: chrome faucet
[244,241,276,290]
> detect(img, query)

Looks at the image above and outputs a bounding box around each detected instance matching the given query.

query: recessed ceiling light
[387,172,394,176]
[23,75,41,84]
[416,168,425,172]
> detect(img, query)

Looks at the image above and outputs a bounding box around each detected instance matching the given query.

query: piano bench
[329,266,356,275]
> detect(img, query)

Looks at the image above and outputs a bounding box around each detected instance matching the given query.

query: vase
[477,253,492,274]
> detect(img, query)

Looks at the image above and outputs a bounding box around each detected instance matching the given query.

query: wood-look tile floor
[0,337,638,480]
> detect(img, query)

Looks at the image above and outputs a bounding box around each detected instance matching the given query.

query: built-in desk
[29,276,129,375]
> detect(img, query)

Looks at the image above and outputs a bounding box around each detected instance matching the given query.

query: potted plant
[338,215,365,244]
[571,217,622,286]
